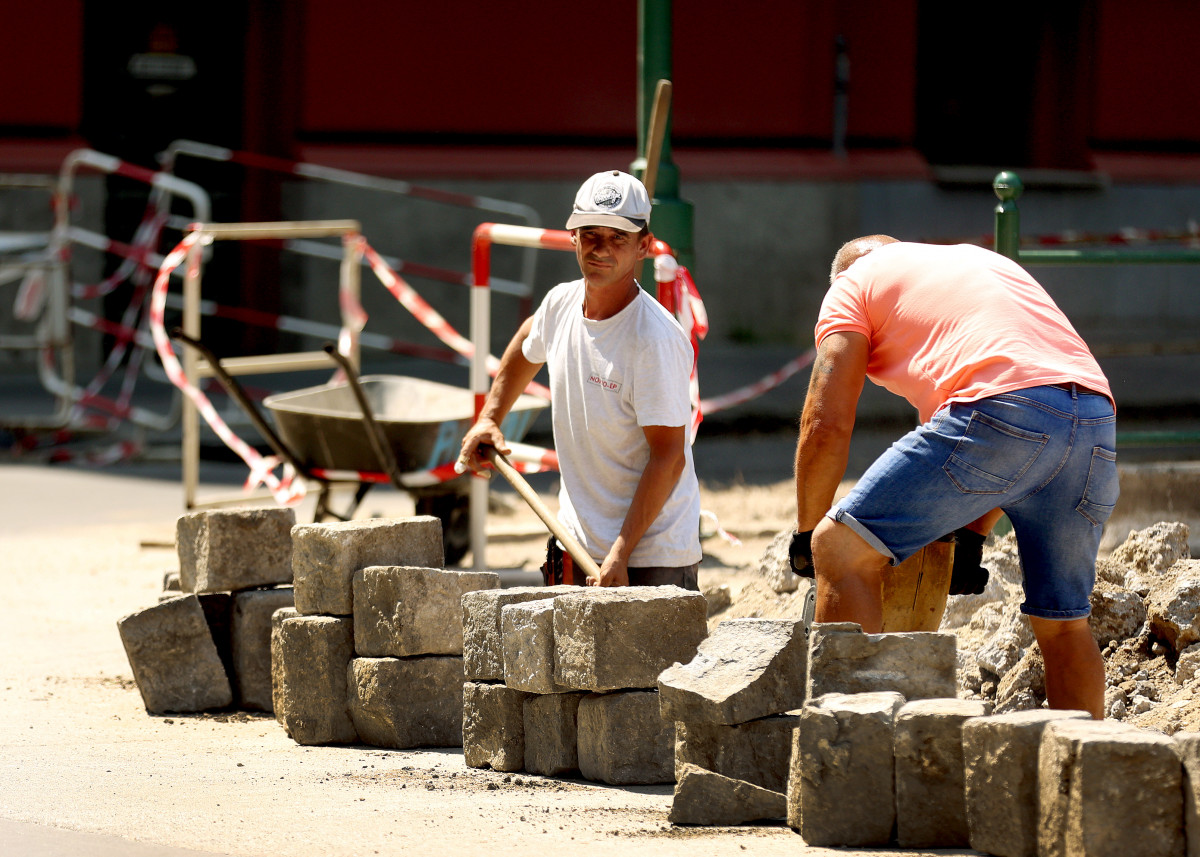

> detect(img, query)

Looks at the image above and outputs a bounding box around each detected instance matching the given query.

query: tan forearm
[477,317,540,425]
[793,333,868,531]
[459,317,542,472]
[609,442,685,565]
[794,412,854,530]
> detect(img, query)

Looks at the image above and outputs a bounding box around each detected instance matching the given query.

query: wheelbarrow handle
[169,327,310,478]
[480,446,602,584]
[322,344,408,493]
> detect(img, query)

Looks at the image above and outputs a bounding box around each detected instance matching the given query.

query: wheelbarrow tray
[263,375,548,474]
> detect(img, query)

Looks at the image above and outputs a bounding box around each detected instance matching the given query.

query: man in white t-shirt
[457,170,702,589]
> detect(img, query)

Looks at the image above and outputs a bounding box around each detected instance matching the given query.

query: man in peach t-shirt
[791,236,1117,719]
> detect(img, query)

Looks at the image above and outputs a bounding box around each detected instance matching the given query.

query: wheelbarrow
[170,330,549,564]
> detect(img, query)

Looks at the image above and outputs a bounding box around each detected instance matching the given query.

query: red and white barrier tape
[309,443,557,488]
[149,229,562,503]
[932,225,1200,249]
[150,233,306,504]
[699,349,816,415]
[667,264,709,442]
[358,236,551,399]
[165,140,536,221]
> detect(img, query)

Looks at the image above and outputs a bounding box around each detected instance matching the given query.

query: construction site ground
[3,390,1199,855]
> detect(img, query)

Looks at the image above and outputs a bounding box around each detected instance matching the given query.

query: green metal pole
[993,170,1023,261]
[632,0,695,269]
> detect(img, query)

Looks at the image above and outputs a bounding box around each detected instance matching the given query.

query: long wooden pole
[481,447,602,583]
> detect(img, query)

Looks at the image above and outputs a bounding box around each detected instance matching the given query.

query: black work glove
[949,527,989,595]
[789,530,815,578]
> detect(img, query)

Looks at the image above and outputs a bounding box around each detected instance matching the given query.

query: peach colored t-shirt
[816,242,1113,423]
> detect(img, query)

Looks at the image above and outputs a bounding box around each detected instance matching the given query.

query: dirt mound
[718,520,1199,733]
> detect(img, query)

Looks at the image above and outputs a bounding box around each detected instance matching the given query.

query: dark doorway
[915,1,1092,170]
[915,1,1040,167]
[80,2,288,359]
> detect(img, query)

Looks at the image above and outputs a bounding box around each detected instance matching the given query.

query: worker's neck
[582,277,639,320]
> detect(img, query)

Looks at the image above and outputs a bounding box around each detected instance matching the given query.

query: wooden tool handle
[481,447,602,583]
[642,79,672,201]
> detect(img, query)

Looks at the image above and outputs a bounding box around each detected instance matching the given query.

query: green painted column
[993,170,1024,261]
[631,0,695,268]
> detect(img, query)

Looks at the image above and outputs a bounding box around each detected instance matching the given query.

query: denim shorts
[828,384,1118,619]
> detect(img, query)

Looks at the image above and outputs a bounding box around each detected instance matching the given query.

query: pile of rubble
[943,521,1199,733]
[743,520,1199,733]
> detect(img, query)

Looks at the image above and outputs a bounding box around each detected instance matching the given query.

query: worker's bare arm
[591,423,688,587]
[794,331,869,530]
[457,316,544,474]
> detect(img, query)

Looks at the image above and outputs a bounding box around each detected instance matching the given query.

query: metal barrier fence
[159,140,542,312]
[1,150,210,437]
[991,169,1200,447]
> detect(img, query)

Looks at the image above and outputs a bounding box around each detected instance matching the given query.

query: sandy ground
[1,453,979,857]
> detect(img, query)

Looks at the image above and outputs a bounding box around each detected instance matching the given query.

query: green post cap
[993,171,1024,202]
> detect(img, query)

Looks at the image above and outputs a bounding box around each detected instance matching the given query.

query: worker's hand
[455,418,509,476]
[949,527,989,595]
[789,530,815,578]
[589,551,630,587]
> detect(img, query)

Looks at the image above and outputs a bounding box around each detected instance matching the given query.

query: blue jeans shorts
[828,384,1118,619]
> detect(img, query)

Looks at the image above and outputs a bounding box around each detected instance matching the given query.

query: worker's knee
[811,517,889,583]
[1030,615,1101,670]
[1030,615,1093,646]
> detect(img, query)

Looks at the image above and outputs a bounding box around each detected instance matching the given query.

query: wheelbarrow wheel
[416,491,471,567]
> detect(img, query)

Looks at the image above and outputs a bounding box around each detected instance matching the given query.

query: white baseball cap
[565,170,651,232]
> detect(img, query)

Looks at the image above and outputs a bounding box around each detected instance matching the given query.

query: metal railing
[992,170,1200,447]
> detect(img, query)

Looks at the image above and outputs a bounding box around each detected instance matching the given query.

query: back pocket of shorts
[1077,446,1119,526]
[943,410,1049,494]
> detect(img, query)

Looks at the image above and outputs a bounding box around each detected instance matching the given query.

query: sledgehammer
[477,446,602,584]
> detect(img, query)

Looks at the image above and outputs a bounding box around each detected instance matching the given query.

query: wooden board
[880,539,956,632]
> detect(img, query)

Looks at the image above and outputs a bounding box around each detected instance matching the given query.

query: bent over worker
[790,236,1118,718]
[458,170,702,590]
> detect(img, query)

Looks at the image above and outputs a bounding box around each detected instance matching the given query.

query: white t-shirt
[522,279,702,567]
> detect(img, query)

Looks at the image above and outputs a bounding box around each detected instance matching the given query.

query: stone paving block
[292,516,443,616]
[523,692,586,777]
[270,606,298,725]
[117,594,233,714]
[1039,719,1184,857]
[176,507,295,594]
[231,587,294,712]
[462,681,530,772]
[788,691,905,848]
[503,600,570,694]
[669,763,788,826]
[554,587,708,692]
[353,565,499,657]
[347,656,464,749]
[962,709,1093,857]
[197,592,234,683]
[894,697,989,849]
[577,690,674,785]
[658,618,807,725]
[806,622,956,700]
[461,586,576,681]
[274,614,356,745]
[675,713,799,794]
[1175,732,1200,857]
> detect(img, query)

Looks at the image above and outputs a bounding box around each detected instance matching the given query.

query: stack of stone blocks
[781,621,1200,856]
[657,617,810,825]
[117,507,297,714]
[460,585,708,785]
[273,514,503,749]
